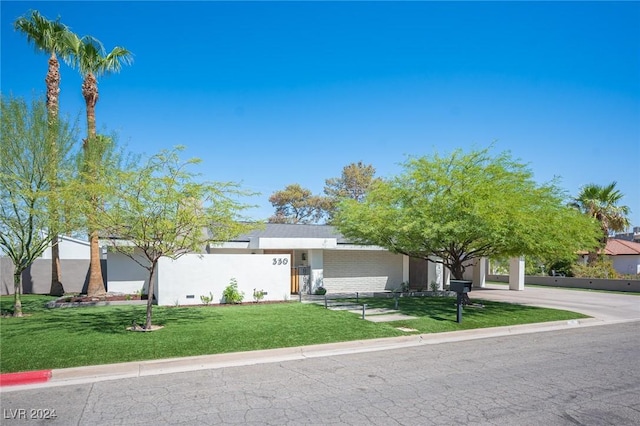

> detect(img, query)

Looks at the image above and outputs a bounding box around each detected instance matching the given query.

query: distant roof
[606,239,640,256]
[230,223,350,244]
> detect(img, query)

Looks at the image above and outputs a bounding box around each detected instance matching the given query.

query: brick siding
[323,250,403,293]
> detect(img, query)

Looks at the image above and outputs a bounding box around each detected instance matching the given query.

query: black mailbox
[449,280,472,293]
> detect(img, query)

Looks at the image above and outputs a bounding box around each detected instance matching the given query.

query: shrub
[314,286,327,295]
[222,278,244,304]
[200,292,213,305]
[253,288,265,303]
[572,258,619,279]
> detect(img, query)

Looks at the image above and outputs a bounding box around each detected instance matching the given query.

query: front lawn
[349,296,589,333]
[0,294,588,373]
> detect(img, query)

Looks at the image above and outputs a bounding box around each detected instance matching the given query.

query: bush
[314,286,327,295]
[200,292,213,305]
[253,288,265,303]
[572,258,619,279]
[546,258,575,277]
[222,278,244,304]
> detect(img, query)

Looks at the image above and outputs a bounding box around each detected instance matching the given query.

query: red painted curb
[0,370,52,387]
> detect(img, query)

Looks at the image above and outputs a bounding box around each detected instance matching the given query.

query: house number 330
[272,258,288,265]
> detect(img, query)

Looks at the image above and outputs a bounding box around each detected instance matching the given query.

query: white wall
[156,254,290,306]
[41,237,90,260]
[427,257,444,290]
[308,249,324,293]
[106,251,149,294]
[610,255,640,275]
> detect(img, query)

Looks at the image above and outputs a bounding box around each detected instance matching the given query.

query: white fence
[107,253,292,306]
[487,274,640,292]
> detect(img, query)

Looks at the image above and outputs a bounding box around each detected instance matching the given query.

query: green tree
[334,148,600,281]
[323,161,380,223]
[14,10,75,296]
[268,184,328,224]
[97,147,254,329]
[67,33,133,296]
[570,182,631,264]
[0,95,77,316]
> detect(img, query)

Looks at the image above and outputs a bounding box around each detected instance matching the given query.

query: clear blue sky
[2,1,639,226]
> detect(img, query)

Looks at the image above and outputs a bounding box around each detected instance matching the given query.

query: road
[2,321,638,425]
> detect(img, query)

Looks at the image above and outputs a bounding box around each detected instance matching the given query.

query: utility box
[450,280,472,293]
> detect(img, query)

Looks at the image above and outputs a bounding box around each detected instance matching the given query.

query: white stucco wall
[428,257,444,290]
[106,250,150,294]
[322,250,404,292]
[308,249,324,293]
[610,254,640,275]
[156,253,290,306]
[41,237,90,260]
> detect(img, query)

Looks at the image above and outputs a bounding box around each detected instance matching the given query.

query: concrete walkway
[2,285,638,392]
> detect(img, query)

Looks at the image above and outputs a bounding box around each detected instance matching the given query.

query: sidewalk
[2,285,638,392]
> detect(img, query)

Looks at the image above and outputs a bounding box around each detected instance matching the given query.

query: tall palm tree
[67,33,133,296]
[14,10,74,296]
[571,182,631,263]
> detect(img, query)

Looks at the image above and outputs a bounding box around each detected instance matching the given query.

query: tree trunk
[86,230,105,296]
[46,52,64,297]
[49,240,64,296]
[13,270,23,317]
[82,73,98,140]
[83,73,104,296]
[144,263,157,330]
[449,260,465,280]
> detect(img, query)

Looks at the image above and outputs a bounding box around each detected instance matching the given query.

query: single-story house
[207,223,433,295]
[106,223,527,306]
[602,239,640,276]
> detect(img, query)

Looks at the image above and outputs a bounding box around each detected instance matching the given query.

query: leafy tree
[323,161,380,223]
[66,32,133,296]
[97,147,255,329]
[268,184,328,224]
[335,148,600,281]
[0,95,77,316]
[14,10,75,296]
[570,182,631,264]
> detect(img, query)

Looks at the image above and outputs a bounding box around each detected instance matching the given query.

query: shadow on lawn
[345,296,543,323]
[27,306,218,334]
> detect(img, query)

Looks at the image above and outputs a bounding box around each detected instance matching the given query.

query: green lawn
[0,294,588,373]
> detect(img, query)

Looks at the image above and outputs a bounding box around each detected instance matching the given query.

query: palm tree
[571,182,631,263]
[67,33,133,296]
[14,10,74,296]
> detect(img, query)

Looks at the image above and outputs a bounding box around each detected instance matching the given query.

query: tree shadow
[33,305,217,334]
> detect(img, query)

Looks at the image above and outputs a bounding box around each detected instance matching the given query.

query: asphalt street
[2,321,639,425]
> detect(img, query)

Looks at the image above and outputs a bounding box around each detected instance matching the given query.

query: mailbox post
[449,280,472,323]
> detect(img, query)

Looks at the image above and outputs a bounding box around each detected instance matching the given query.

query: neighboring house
[1,235,103,295]
[614,227,640,243]
[604,239,640,276]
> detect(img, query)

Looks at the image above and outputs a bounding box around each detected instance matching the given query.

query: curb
[0,370,52,387]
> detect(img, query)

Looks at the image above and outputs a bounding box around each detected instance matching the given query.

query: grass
[0,294,588,373]
[349,296,588,333]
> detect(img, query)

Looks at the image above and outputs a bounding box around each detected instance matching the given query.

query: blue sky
[2,1,639,226]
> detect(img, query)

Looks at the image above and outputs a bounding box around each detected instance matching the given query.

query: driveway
[472,283,640,322]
